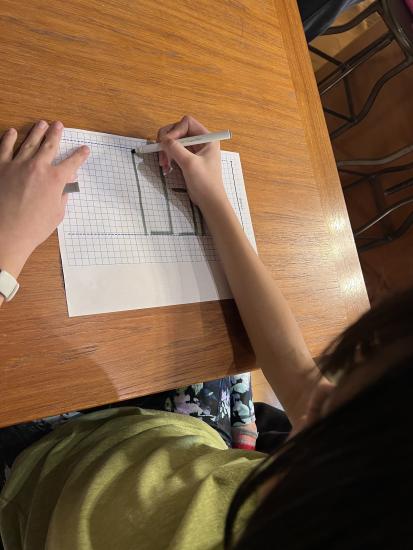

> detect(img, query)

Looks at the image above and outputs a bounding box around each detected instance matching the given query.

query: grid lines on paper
[59,130,255,267]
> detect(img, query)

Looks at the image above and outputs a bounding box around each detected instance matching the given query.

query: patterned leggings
[124,373,257,448]
[0,373,257,492]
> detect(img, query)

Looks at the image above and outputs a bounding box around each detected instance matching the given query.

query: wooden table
[0,0,369,427]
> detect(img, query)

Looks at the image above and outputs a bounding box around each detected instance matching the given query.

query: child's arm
[159,115,325,428]
[0,121,89,307]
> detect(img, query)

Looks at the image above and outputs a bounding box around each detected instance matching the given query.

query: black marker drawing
[156,167,174,235]
[131,152,207,237]
[230,160,244,230]
[60,133,253,268]
[131,151,148,235]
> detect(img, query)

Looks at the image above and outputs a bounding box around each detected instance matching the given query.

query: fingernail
[82,145,90,154]
[7,127,16,135]
[55,121,63,130]
[38,120,47,129]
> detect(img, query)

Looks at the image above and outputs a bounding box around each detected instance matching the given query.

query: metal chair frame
[337,143,413,193]
[310,0,413,140]
[310,0,413,251]
[353,197,413,251]
[337,145,413,251]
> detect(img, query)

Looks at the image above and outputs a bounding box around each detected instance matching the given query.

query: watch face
[0,270,19,301]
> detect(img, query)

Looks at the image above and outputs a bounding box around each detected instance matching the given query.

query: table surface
[0,0,369,428]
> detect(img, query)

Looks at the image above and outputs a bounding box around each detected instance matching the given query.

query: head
[226,287,413,550]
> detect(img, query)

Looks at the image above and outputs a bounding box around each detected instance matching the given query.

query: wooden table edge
[275,0,370,325]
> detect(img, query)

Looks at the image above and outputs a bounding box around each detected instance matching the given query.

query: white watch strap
[0,270,19,301]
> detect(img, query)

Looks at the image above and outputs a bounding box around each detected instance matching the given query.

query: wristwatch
[0,270,20,302]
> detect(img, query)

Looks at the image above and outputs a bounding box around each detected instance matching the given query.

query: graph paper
[57,128,257,316]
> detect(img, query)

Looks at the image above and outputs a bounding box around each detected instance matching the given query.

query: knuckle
[43,140,54,151]
[22,141,34,151]
[159,125,173,139]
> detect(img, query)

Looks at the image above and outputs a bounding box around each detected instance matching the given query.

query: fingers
[157,122,176,142]
[15,120,49,161]
[56,145,90,184]
[157,116,208,174]
[167,115,209,140]
[0,128,18,162]
[160,136,193,172]
[159,116,189,176]
[37,121,64,163]
[157,115,208,144]
[157,122,175,171]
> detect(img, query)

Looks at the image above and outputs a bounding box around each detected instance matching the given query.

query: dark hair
[225,288,413,550]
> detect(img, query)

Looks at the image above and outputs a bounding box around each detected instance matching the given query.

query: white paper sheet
[57,129,256,317]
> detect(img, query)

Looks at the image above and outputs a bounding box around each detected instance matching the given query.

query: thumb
[161,136,194,171]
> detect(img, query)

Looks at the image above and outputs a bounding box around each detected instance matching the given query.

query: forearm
[202,196,319,425]
[158,116,323,424]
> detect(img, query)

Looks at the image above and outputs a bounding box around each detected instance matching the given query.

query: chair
[310,0,413,252]
[310,0,413,140]
[337,144,413,251]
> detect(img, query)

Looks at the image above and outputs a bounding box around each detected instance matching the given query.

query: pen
[64,130,232,192]
[132,130,232,155]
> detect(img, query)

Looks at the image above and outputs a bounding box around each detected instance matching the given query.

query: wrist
[0,244,31,279]
[198,189,232,219]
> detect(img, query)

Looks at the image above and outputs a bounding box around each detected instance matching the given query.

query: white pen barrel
[136,130,231,154]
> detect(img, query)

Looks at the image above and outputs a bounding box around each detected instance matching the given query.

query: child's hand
[0,120,89,277]
[157,115,228,210]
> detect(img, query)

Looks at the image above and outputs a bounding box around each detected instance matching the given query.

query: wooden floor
[312,6,413,306]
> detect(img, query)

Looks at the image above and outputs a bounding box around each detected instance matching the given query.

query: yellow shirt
[0,407,265,549]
